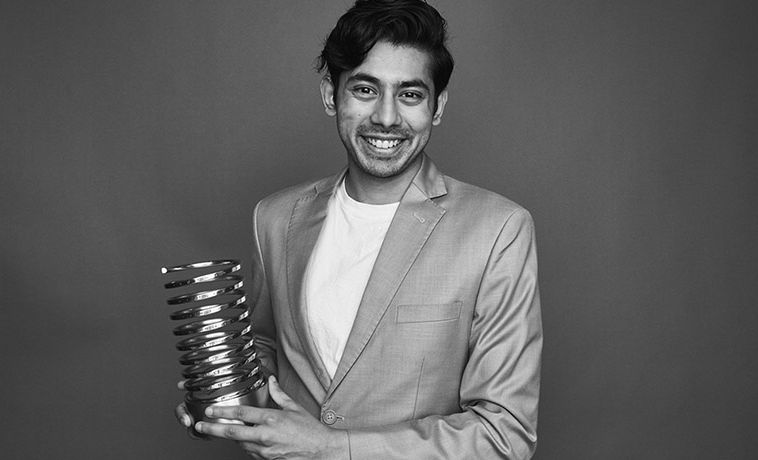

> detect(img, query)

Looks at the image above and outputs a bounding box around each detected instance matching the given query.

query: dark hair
[317,0,454,98]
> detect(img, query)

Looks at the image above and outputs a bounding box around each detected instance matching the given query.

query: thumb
[267,375,300,411]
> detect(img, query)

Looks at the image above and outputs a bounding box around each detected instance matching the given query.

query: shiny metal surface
[161,259,267,436]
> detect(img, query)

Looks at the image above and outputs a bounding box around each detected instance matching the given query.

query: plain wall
[2,1,756,458]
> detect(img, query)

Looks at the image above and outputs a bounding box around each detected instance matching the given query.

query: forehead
[343,41,433,88]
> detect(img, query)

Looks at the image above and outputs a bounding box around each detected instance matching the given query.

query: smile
[363,137,403,149]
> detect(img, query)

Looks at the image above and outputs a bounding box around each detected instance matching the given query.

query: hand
[174,380,207,440]
[195,375,349,460]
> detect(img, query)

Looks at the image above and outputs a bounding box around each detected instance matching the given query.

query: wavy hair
[317,0,454,98]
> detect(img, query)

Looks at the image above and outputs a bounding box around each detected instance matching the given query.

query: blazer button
[321,409,337,425]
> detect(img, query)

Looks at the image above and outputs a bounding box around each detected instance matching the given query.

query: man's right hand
[175,401,192,429]
[174,380,207,439]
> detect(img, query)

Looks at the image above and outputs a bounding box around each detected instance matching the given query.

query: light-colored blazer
[249,154,542,459]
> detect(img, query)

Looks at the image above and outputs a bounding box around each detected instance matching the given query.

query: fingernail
[205,407,214,417]
[271,375,277,383]
[195,422,203,433]
[181,414,190,427]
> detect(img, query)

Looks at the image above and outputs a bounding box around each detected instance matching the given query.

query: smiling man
[323,40,447,202]
[177,1,542,458]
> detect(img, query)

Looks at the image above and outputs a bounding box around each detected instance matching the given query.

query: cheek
[406,119,434,138]
[401,108,435,133]
[337,106,366,127]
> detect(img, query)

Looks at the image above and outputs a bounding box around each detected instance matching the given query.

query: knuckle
[263,413,279,425]
[257,431,272,445]
[234,406,246,419]
[223,425,239,438]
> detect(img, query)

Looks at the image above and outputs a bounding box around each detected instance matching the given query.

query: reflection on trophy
[161,259,268,435]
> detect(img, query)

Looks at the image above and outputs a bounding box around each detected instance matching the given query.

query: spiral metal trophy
[161,259,268,434]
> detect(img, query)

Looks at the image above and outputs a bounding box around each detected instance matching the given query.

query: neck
[344,156,422,204]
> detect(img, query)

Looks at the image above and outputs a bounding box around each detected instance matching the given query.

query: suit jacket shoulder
[433,174,536,256]
[254,172,343,233]
[439,174,531,221]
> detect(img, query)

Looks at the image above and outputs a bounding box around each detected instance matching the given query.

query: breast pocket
[395,302,462,323]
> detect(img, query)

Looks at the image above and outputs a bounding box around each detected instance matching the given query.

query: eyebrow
[347,72,431,93]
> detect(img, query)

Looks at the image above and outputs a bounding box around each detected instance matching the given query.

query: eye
[351,86,377,99]
[400,91,425,105]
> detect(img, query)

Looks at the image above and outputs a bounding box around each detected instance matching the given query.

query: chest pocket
[395,302,462,323]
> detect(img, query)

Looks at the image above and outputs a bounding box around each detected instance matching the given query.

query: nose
[370,93,401,128]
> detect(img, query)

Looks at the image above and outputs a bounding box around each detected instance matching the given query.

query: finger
[267,375,299,411]
[177,379,186,390]
[238,442,265,459]
[174,403,192,428]
[244,452,265,460]
[205,405,279,425]
[195,420,259,441]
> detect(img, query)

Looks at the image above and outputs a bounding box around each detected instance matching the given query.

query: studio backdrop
[1,1,755,458]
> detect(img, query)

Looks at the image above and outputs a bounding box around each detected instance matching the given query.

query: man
[177,1,542,458]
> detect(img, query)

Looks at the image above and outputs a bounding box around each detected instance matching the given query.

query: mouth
[361,136,405,151]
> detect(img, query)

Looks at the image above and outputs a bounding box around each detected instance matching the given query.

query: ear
[320,76,337,117]
[432,89,448,126]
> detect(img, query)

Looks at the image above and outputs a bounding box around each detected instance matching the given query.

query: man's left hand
[195,375,349,460]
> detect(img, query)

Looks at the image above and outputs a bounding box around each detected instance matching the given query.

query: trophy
[161,259,268,435]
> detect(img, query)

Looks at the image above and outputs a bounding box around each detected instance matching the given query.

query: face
[321,41,448,179]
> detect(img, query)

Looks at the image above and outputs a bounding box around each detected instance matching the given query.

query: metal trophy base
[186,381,270,438]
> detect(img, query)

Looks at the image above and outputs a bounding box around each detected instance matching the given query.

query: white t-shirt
[303,178,399,379]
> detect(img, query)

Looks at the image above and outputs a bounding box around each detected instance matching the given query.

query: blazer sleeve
[250,201,278,377]
[347,208,543,459]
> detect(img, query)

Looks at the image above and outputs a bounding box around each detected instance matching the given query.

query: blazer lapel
[327,155,447,397]
[286,171,344,391]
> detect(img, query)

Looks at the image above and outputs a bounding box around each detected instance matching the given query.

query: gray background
[2,1,756,458]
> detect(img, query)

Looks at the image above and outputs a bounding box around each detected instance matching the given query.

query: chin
[355,153,417,179]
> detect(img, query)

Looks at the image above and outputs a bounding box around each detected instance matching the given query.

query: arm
[347,208,543,459]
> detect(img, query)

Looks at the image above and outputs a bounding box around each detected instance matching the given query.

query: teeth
[366,137,402,149]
